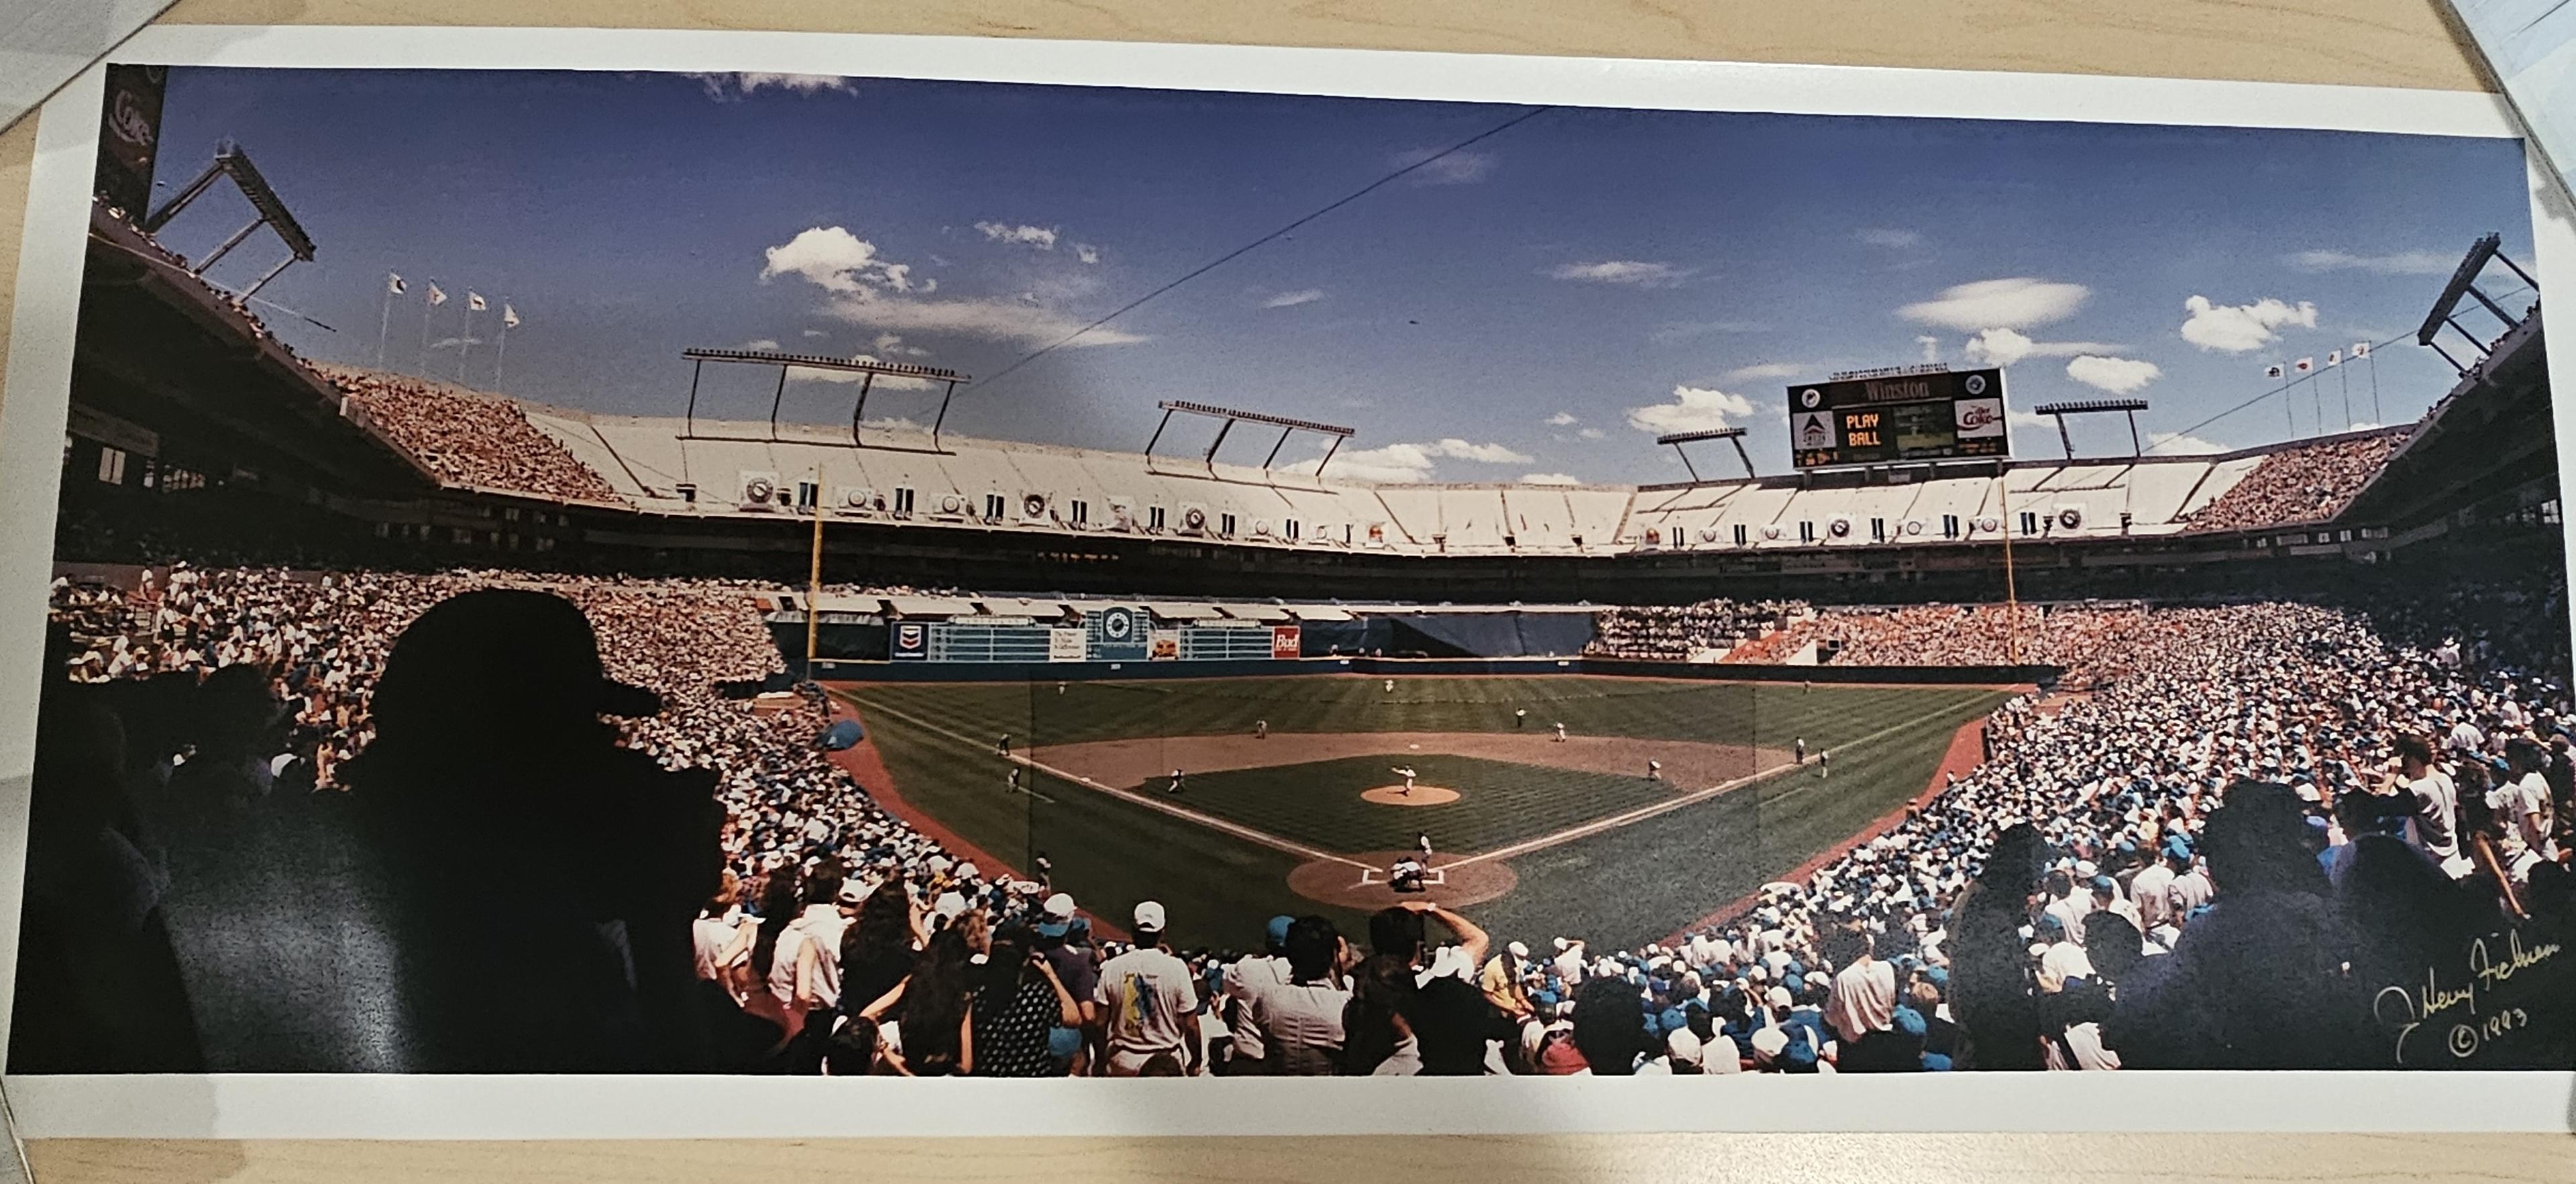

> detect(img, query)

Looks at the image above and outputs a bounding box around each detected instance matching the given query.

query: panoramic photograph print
[14,63,2572,1081]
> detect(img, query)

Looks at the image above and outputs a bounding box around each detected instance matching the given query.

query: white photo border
[1,23,2572,1138]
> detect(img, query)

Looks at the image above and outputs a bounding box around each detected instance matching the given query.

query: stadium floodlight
[144,140,317,299]
[679,347,969,451]
[1654,427,1754,482]
[2030,398,2151,460]
[1146,400,1356,478]
[2415,233,2539,375]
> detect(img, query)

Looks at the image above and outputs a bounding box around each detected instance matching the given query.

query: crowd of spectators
[313,364,623,504]
[1719,603,2159,688]
[2184,431,2409,535]
[38,561,2575,1075]
[1586,598,1809,660]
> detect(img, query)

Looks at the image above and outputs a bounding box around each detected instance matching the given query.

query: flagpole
[494,319,510,390]
[2369,354,2381,424]
[459,300,476,384]
[376,274,394,370]
[2340,364,2351,430]
[417,280,436,378]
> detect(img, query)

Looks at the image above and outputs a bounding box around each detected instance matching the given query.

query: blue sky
[135,68,2538,484]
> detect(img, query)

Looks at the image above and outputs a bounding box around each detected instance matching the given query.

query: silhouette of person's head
[350,589,659,784]
[2203,781,2326,898]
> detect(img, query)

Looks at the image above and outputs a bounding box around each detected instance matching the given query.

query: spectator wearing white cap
[1032,894,1101,1075]
[1092,901,1201,1075]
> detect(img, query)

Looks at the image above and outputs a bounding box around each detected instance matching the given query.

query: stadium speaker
[1023,493,1049,519]
[1827,515,1854,538]
[1184,506,1209,533]
[1975,515,2002,534]
[1760,523,1783,541]
[1698,527,1720,543]
[1902,519,1925,537]
[741,473,777,506]
[939,494,964,515]
[2057,506,2084,529]
[1253,519,1271,537]
[1644,527,1662,545]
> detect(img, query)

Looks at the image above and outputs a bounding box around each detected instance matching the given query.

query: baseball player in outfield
[1167,767,1186,794]
[998,732,1012,757]
[1392,765,1419,796]
[1384,678,1395,694]
[1515,707,1528,729]
[1553,720,1567,743]
[1254,718,1269,740]
[1648,759,1663,782]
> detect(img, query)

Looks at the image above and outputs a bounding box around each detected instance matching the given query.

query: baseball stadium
[17,66,2572,1078]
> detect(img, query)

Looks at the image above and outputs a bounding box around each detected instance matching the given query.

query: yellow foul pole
[806,465,824,681]
[1996,472,2021,665]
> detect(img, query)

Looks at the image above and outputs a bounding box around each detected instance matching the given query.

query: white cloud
[975,221,1060,250]
[1625,384,1755,434]
[1651,319,1763,342]
[1916,335,1941,363]
[801,328,828,339]
[2287,249,2453,276]
[1858,228,1923,249]
[1899,277,2090,331]
[766,225,1139,349]
[1263,288,1326,309]
[824,294,1144,348]
[2179,294,2317,353]
[690,72,856,99]
[2147,431,2226,455]
[1545,412,1580,427]
[1302,443,1438,484]
[761,226,917,294]
[1074,243,1101,265]
[1519,472,1582,486]
[1550,260,1690,288]
[1293,437,1530,484]
[1723,362,1807,382]
[1960,327,2124,368]
[2064,354,2163,394]
[1578,427,1605,439]
[1428,438,1534,464]
[1393,147,1497,184]
[743,338,781,351]
[872,332,928,358]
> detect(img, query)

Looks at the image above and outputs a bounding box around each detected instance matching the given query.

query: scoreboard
[1787,366,2009,470]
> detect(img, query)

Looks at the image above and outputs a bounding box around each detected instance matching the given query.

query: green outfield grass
[836,675,2009,952]
[1139,753,1679,855]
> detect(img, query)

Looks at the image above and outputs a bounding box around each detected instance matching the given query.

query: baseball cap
[1134,900,1168,932]
[1666,1028,1705,1066]
[1507,940,1531,959]
[1750,1026,1790,1062]
[934,892,968,922]
[1266,915,1295,950]
[835,879,867,905]
[1892,1005,1928,1038]
[1766,985,1793,1009]
[1037,892,1077,937]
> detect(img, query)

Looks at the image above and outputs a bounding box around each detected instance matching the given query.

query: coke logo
[1957,404,1999,429]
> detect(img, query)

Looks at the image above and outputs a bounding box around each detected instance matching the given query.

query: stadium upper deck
[482,386,2406,559]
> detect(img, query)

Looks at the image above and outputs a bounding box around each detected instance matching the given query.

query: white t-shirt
[2498,772,2557,855]
[1826,957,1897,1045]
[692,914,744,987]
[2130,863,2176,930]
[1553,945,1586,985]
[2165,869,2214,921]
[1093,945,1201,1071]
[2044,894,2089,947]
[2037,940,2095,994]
[2406,771,2461,863]
[1221,953,1291,1062]
[790,904,849,1010]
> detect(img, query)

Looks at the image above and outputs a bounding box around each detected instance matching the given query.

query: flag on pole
[468,291,488,312]
[503,304,521,328]
[2327,349,2342,367]
[2264,364,2285,380]
[428,282,448,306]
[2351,341,2371,360]
[2294,357,2314,374]
[387,272,406,295]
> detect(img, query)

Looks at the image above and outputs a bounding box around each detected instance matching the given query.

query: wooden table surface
[2,0,2570,1179]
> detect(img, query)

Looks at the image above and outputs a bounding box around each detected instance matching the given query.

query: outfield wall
[811,654,2057,686]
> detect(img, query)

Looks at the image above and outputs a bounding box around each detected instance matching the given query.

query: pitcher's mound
[1361,784,1460,806]
[1287,851,1517,910]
